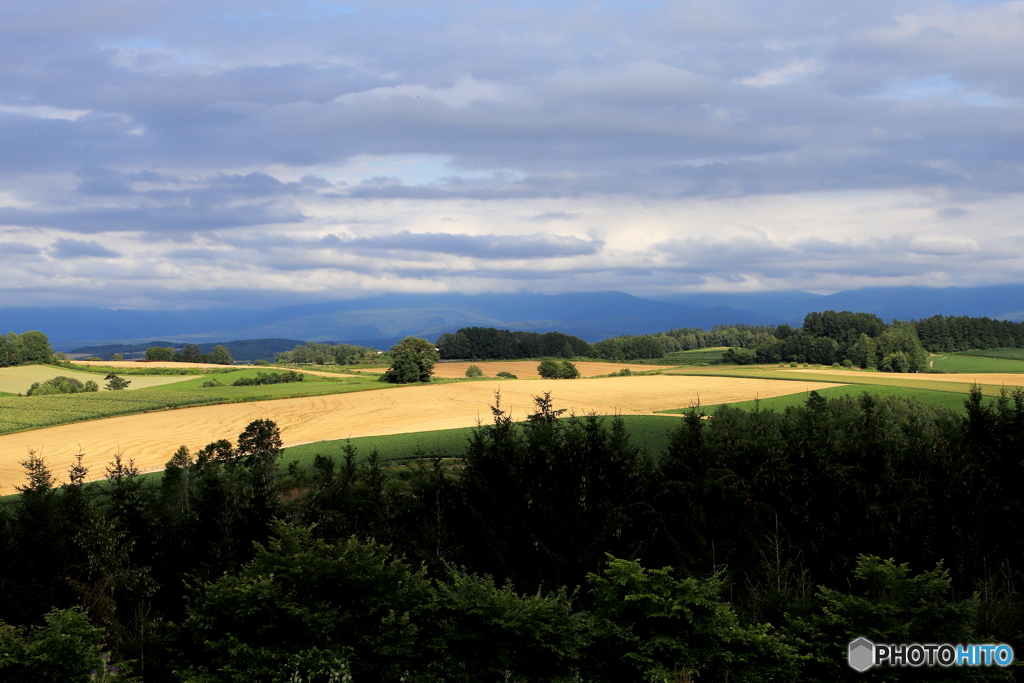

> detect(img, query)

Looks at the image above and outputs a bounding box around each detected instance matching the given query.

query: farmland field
[0,364,199,394]
[929,353,1024,373]
[0,374,844,491]
[662,347,729,365]
[955,347,1024,360]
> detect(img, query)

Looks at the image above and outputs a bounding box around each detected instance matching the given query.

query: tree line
[436,327,592,360]
[0,331,53,367]
[915,314,1024,352]
[144,344,233,365]
[275,341,380,365]
[1,389,1022,681]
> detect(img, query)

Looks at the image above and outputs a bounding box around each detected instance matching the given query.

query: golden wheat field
[0,374,842,491]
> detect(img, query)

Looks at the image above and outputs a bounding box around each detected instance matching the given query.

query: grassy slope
[930,354,1024,373]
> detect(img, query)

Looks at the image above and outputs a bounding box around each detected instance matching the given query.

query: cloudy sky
[2,0,1023,309]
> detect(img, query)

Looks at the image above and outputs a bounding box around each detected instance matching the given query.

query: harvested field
[0,365,198,394]
[429,360,679,379]
[0,374,841,491]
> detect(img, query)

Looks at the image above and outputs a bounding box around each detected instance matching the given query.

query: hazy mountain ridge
[3,285,1022,350]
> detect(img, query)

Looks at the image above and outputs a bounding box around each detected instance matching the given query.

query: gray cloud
[49,237,120,259]
[0,241,42,258]
[238,231,604,261]
[528,212,580,222]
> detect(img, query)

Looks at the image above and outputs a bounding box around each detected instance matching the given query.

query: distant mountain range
[2,285,1023,351]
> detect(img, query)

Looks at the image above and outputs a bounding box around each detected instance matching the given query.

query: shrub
[496,371,517,379]
[26,376,99,396]
[83,356,103,361]
[538,359,579,379]
[465,365,483,378]
[232,371,304,387]
[202,378,225,387]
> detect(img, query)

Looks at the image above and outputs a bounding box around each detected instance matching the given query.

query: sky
[1,0,1023,309]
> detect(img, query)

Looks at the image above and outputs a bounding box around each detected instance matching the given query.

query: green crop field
[0,391,219,435]
[662,347,729,365]
[957,347,1024,360]
[0,364,197,394]
[930,353,1024,373]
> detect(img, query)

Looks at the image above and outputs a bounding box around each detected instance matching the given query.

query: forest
[1,388,1022,681]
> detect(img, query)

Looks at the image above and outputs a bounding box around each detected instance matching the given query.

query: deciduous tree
[381,337,438,383]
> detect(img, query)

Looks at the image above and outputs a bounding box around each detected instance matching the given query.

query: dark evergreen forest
[2,389,1023,681]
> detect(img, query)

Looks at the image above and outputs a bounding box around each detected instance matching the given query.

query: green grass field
[0,364,198,394]
[930,353,1024,373]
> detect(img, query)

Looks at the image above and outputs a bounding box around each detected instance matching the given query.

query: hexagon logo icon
[848,637,874,672]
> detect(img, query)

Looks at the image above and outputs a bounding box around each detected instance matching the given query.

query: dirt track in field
[0,375,842,491]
